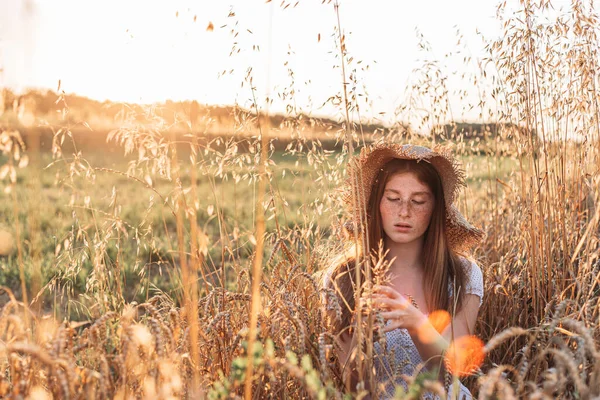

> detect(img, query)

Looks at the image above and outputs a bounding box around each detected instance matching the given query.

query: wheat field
[1,0,600,399]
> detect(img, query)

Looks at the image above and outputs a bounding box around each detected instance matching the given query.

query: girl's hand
[366,285,427,334]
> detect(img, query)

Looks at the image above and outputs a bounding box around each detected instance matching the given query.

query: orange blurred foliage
[445,335,485,377]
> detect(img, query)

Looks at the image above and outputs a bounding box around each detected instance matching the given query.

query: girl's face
[379,172,435,246]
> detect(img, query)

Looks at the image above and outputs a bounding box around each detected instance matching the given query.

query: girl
[323,144,484,399]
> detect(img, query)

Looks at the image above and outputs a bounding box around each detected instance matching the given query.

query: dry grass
[1,0,600,398]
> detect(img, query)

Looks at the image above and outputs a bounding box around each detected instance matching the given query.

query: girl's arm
[370,286,481,371]
[407,293,481,367]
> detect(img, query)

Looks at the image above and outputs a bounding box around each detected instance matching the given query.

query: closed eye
[386,197,400,202]
[412,200,426,205]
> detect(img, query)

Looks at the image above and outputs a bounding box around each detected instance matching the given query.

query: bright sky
[0,0,550,124]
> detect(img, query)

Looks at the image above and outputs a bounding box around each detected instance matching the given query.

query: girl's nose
[398,200,410,216]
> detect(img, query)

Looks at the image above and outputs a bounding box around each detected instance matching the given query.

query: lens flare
[445,335,485,377]
[416,310,451,344]
[428,310,451,333]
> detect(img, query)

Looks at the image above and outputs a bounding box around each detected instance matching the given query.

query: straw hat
[344,143,483,253]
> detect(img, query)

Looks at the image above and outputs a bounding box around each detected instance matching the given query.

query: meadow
[1,0,600,399]
[0,141,515,311]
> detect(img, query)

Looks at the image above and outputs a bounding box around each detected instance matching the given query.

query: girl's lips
[394,224,411,231]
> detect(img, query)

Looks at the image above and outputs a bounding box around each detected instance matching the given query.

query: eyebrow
[384,189,431,196]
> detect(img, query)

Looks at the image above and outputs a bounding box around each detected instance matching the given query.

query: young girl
[322,144,484,399]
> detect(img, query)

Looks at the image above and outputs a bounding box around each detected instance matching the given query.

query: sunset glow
[0,0,504,123]
[1,0,599,397]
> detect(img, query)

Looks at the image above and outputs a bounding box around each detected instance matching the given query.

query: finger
[373,285,394,293]
[372,297,409,310]
[373,285,395,295]
[360,291,389,299]
[373,285,402,300]
[371,297,394,306]
[370,299,395,311]
[369,293,388,299]
[361,294,395,306]
[381,310,405,320]
[374,294,410,307]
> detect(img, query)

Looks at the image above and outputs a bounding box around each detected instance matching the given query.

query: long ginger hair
[328,158,468,334]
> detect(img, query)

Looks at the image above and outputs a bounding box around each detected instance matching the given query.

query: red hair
[366,158,467,313]
[328,159,468,334]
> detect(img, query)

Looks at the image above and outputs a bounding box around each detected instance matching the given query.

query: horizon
[0,0,581,129]
[2,87,531,130]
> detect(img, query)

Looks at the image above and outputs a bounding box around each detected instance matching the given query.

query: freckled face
[379,172,435,246]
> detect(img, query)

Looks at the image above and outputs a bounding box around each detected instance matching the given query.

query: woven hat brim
[344,143,483,253]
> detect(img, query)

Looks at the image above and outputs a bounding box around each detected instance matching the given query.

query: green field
[0,137,517,315]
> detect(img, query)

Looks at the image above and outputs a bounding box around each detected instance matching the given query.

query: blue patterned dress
[372,260,484,399]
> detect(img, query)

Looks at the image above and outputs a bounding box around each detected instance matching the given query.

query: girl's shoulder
[457,256,484,304]
[457,256,483,275]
